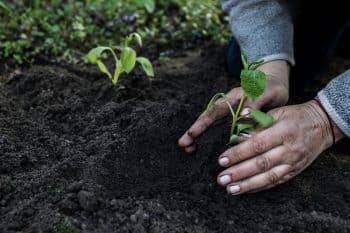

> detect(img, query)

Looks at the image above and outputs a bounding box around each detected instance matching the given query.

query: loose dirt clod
[77,191,98,212]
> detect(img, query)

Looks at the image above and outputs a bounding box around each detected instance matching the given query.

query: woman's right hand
[178,60,290,154]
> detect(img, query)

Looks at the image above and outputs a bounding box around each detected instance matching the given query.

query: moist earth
[0,47,349,233]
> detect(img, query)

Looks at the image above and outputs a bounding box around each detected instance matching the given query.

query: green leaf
[0,2,10,13]
[229,134,239,145]
[136,57,154,78]
[96,60,112,80]
[143,0,155,13]
[249,109,274,128]
[127,32,143,47]
[121,47,136,73]
[31,0,40,9]
[240,69,266,101]
[85,46,111,64]
[237,123,253,135]
[134,0,155,12]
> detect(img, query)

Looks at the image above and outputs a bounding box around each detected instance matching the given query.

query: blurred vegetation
[0,0,229,65]
[54,223,74,233]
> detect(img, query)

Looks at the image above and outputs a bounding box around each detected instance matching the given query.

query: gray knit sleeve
[318,70,350,137]
[222,0,295,65]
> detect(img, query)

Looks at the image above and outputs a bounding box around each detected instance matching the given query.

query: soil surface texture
[0,47,349,233]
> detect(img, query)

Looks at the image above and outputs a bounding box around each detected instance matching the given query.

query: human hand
[216,100,345,195]
[178,60,290,153]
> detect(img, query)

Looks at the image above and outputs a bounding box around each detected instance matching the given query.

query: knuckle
[273,108,288,120]
[227,87,242,98]
[229,148,244,164]
[207,100,226,118]
[197,112,210,122]
[287,151,302,165]
[211,101,223,112]
[255,155,270,172]
[281,130,296,142]
[267,170,280,185]
[252,136,266,154]
[293,144,308,158]
[284,171,297,181]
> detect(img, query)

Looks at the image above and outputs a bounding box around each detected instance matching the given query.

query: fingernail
[218,175,231,185]
[240,107,250,116]
[229,185,240,194]
[219,157,230,167]
[240,133,252,138]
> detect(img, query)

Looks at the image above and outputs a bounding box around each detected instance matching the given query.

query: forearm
[317,69,350,138]
[222,0,294,65]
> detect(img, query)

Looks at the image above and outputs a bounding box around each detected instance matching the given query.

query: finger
[184,144,197,154]
[217,146,286,186]
[247,172,292,193]
[178,132,195,148]
[243,97,266,110]
[226,164,291,195]
[187,89,242,138]
[219,126,283,165]
[237,133,251,143]
[178,88,243,148]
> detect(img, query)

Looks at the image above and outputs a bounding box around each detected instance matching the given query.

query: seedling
[85,32,154,86]
[206,53,274,144]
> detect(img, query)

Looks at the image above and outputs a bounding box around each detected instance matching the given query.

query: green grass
[0,0,229,64]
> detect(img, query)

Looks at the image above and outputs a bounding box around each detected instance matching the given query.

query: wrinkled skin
[178,60,290,154]
[178,60,345,194]
[216,101,344,194]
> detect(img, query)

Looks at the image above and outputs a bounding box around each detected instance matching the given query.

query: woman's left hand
[216,100,344,195]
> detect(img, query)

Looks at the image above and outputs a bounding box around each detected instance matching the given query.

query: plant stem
[206,93,236,132]
[108,48,118,63]
[230,93,246,135]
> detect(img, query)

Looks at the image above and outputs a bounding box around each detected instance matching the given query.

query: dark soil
[0,47,349,233]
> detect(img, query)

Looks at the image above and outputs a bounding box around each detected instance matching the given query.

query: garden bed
[0,46,349,233]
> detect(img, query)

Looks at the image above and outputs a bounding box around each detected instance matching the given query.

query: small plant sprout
[85,32,154,86]
[206,53,274,145]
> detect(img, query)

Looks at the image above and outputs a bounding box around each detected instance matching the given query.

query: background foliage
[0,0,230,64]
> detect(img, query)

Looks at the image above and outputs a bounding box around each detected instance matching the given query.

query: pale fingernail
[240,133,252,138]
[240,107,250,116]
[229,185,241,194]
[219,157,230,167]
[218,175,231,185]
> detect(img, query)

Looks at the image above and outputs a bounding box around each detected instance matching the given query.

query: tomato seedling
[85,32,154,86]
[206,53,274,144]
